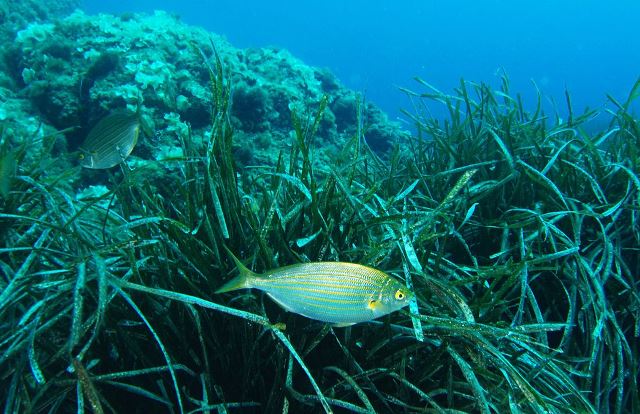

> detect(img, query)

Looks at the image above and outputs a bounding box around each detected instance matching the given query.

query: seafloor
[1,1,639,413]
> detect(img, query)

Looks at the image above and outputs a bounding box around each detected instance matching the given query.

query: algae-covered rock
[0,0,79,36]
[3,8,406,170]
[0,85,64,159]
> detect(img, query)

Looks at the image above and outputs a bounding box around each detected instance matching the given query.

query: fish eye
[394,290,405,301]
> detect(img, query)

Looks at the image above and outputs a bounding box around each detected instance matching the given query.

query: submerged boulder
[3,8,406,167]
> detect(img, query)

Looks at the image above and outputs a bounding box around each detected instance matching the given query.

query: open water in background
[82,0,640,129]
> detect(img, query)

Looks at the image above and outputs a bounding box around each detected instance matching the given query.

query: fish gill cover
[0,3,639,414]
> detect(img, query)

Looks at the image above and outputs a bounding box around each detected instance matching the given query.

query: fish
[79,112,140,169]
[216,248,414,325]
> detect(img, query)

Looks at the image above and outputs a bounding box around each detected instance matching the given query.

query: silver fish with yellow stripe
[79,112,141,169]
[217,249,414,325]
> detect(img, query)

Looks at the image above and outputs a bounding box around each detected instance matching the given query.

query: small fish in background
[217,247,414,325]
[78,112,140,169]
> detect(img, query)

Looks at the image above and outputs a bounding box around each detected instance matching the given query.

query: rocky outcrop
[3,8,406,168]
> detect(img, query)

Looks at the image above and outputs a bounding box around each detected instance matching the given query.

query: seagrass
[1,43,638,413]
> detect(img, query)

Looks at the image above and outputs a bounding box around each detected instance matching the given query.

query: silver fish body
[79,112,140,169]
[216,250,413,325]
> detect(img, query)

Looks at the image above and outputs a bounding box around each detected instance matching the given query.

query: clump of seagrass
[2,45,638,413]
[397,76,640,413]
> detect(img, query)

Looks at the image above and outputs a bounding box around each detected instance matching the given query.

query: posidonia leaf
[458,202,479,230]
[113,278,332,413]
[266,172,313,201]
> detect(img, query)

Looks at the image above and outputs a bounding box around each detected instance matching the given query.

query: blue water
[83,0,640,125]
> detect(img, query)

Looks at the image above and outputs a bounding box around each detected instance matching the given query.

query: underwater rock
[0,85,64,161]
[0,0,80,38]
[231,81,271,132]
[332,94,359,130]
[3,8,406,169]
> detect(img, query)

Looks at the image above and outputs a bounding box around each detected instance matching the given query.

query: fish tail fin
[215,246,257,293]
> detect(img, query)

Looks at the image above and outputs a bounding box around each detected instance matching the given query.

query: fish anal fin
[332,322,356,328]
[266,292,297,313]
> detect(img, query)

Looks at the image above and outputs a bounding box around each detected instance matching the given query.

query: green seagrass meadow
[1,49,639,413]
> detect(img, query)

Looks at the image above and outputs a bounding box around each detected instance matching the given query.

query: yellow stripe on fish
[216,247,414,325]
